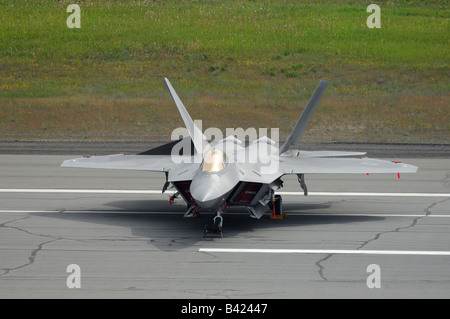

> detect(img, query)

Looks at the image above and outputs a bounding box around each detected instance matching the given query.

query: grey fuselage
[169,139,282,218]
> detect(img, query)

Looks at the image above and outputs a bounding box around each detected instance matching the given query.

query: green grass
[0,0,448,143]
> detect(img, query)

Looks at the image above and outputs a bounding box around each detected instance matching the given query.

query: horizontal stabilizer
[138,137,195,156]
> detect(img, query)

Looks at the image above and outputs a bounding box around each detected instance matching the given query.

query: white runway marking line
[199,248,450,256]
[0,210,184,214]
[0,189,449,197]
[0,189,161,194]
[282,192,450,197]
[0,210,449,218]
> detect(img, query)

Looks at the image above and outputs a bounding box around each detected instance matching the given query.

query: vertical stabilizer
[279,80,329,154]
[164,78,209,155]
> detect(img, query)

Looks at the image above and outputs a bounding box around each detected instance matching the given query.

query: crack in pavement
[0,238,59,277]
[315,254,333,281]
[356,198,450,251]
[314,197,450,282]
[0,211,84,277]
[0,214,61,277]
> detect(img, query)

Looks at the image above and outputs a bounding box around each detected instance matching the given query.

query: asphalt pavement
[0,152,449,298]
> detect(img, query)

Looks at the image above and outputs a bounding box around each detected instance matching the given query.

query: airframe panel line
[0,189,449,197]
[199,248,450,256]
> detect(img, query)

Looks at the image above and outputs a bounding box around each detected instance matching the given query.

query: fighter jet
[61,78,418,237]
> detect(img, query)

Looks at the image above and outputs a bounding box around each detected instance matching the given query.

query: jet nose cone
[190,183,222,208]
[189,166,240,209]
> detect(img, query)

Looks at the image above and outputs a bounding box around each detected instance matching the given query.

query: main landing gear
[269,194,285,220]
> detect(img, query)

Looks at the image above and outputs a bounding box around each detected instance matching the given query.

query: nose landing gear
[203,200,227,238]
[203,212,223,238]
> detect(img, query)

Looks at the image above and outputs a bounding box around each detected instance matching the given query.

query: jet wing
[61,154,180,172]
[283,150,367,158]
[238,162,284,184]
[280,157,418,174]
[298,151,368,158]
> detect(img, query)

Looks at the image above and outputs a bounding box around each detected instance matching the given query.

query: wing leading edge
[280,157,418,174]
[61,154,177,172]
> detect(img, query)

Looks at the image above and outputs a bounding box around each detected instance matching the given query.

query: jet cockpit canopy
[202,149,227,173]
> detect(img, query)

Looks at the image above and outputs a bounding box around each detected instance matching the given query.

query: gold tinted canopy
[202,149,227,173]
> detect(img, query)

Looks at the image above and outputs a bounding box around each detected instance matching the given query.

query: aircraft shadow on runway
[39,199,384,251]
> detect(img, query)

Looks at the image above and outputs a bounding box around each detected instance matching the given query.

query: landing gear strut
[203,212,223,238]
[203,200,227,238]
[297,174,308,196]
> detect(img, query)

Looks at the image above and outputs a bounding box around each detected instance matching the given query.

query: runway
[0,154,449,298]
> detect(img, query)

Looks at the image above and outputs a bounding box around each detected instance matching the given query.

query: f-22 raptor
[61,78,418,237]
